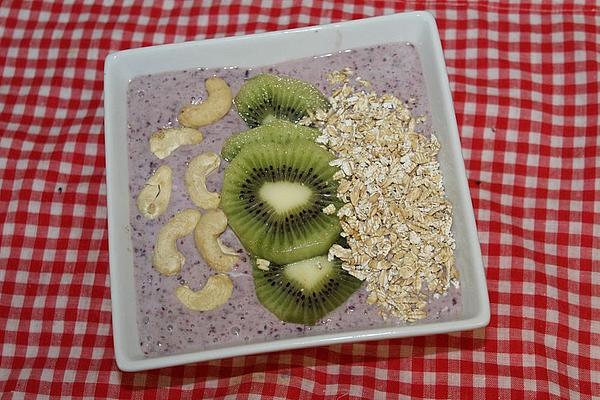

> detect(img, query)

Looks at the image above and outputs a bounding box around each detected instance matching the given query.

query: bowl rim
[104,10,490,372]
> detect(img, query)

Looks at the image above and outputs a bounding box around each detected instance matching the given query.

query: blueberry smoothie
[127,43,461,357]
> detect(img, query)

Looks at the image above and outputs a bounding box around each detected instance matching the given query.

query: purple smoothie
[127,43,461,357]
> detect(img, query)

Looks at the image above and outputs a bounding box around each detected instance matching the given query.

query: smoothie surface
[127,42,461,357]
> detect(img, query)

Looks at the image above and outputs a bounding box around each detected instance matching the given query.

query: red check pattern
[1,1,598,398]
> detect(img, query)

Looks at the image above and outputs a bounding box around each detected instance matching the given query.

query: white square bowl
[104,11,490,372]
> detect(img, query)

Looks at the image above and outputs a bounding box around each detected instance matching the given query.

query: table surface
[1,1,598,398]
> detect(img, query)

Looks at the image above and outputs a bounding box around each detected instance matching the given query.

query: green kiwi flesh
[221,119,320,161]
[234,73,330,128]
[252,255,363,325]
[221,140,341,265]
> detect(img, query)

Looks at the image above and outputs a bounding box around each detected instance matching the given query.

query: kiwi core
[261,114,278,125]
[283,256,334,289]
[258,181,313,214]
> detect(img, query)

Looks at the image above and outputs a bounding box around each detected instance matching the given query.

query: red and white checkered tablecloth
[1,1,598,398]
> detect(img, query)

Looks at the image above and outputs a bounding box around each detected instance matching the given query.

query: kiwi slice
[221,120,320,161]
[253,255,362,325]
[234,73,330,128]
[221,140,341,265]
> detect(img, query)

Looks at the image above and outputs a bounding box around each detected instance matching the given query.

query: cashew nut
[152,209,201,276]
[178,77,232,128]
[175,274,233,311]
[185,152,221,209]
[149,127,203,159]
[136,165,172,219]
[194,209,239,272]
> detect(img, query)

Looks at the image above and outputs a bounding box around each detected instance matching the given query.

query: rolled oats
[256,258,271,271]
[306,69,460,322]
[322,204,337,215]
